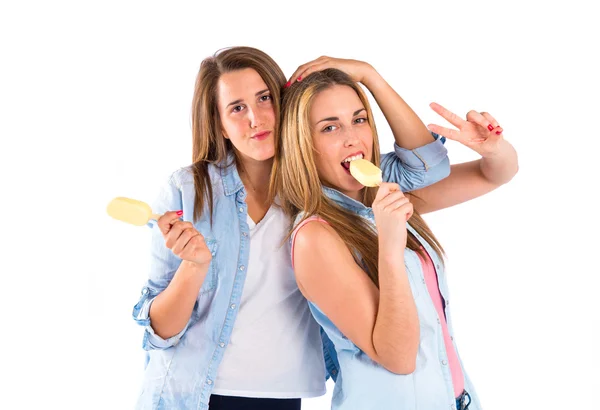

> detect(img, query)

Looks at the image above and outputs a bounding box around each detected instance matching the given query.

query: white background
[1,0,599,409]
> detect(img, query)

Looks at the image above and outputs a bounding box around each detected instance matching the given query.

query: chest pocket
[199,239,218,295]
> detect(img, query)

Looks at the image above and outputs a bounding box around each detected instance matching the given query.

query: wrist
[178,260,210,279]
[361,65,384,90]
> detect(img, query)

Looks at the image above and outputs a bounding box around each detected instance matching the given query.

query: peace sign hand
[428,102,505,158]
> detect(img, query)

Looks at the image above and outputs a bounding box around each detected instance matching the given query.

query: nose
[248,106,265,129]
[343,127,360,148]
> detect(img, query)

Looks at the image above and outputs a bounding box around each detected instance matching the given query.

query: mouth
[251,130,271,140]
[340,152,364,173]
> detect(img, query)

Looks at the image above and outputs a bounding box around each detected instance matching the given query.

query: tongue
[342,162,351,170]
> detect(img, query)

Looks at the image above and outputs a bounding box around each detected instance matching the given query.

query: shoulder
[293,220,353,278]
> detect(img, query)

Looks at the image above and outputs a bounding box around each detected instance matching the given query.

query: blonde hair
[271,68,444,287]
[190,46,286,223]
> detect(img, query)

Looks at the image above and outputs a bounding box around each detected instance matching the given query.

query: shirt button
[142,288,148,295]
[437,318,441,324]
[211,251,216,256]
[450,336,454,341]
[436,264,441,270]
[331,369,337,375]
[207,379,213,385]
[239,265,245,271]
[421,278,426,284]
[239,207,244,213]
[230,304,236,310]
[219,342,225,348]
[442,360,448,366]
[242,232,248,237]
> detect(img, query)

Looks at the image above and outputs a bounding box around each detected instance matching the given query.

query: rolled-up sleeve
[380,133,450,191]
[131,172,192,350]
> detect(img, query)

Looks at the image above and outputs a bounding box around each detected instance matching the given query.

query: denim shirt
[296,190,483,410]
[132,136,449,410]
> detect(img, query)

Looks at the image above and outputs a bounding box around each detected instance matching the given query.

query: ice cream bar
[106,197,161,226]
[349,159,382,187]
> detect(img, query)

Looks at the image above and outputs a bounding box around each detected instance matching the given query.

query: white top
[212,205,326,398]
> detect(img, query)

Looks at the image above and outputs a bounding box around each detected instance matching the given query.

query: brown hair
[190,46,286,223]
[271,68,444,287]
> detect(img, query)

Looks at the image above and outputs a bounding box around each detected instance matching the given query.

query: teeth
[343,154,364,163]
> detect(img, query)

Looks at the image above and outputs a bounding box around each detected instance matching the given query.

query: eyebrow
[316,108,366,124]
[226,89,270,108]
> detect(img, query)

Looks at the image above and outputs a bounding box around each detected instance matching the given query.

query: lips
[251,131,271,140]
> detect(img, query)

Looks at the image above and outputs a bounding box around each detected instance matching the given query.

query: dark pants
[456,390,472,410]
[208,394,301,410]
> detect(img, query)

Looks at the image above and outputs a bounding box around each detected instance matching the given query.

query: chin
[251,147,275,162]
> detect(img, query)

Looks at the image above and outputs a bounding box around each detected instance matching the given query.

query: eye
[354,117,367,124]
[259,94,272,102]
[322,124,338,133]
[232,105,244,113]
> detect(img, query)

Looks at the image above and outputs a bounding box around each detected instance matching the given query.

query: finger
[165,221,194,249]
[480,112,500,129]
[427,124,461,142]
[394,202,414,221]
[157,211,183,236]
[466,110,495,132]
[172,228,200,255]
[374,182,402,202]
[430,102,467,129]
[383,196,410,212]
[288,57,327,84]
[377,191,407,209]
[295,63,330,83]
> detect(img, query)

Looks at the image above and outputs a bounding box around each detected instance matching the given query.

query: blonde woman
[273,68,518,410]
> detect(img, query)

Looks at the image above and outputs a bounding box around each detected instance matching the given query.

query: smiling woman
[273,67,518,410]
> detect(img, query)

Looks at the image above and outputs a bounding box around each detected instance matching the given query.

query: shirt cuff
[393,133,448,171]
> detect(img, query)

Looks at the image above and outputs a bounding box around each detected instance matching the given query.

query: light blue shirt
[132,136,450,409]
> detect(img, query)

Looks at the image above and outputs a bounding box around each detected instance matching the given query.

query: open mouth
[341,153,364,173]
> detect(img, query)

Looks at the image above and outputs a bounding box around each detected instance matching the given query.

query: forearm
[480,139,519,185]
[372,249,420,373]
[149,260,209,339]
[363,69,433,150]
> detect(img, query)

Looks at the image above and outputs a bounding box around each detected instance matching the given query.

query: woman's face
[310,84,374,200]
[217,68,276,163]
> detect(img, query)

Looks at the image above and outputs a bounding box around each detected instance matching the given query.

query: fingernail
[297,76,302,82]
[487,124,494,131]
[495,129,503,135]
[176,210,183,216]
[284,81,291,88]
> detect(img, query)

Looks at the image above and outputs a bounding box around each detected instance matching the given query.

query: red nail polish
[284,81,291,88]
[297,76,302,81]
[176,210,183,216]
[487,124,494,131]
[495,129,503,135]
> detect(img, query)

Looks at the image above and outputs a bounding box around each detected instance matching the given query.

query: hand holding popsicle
[107,197,211,266]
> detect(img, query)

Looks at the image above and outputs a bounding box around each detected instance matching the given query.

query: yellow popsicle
[106,197,161,226]
[349,159,382,187]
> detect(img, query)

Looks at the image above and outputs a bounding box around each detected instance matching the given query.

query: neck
[237,156,273,195]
